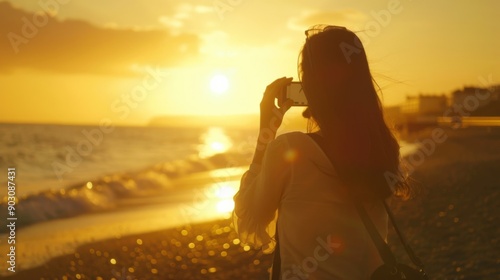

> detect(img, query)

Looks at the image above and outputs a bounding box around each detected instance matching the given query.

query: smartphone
[279,81,308,106]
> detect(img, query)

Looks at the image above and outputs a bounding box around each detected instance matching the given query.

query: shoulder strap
[307,133,425,274]
[383,200,426,270]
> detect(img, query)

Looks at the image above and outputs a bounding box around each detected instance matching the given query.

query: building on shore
[385,85,500,135]
[397,94,448,133]
[401,94,448,116]
[451,86,499,110]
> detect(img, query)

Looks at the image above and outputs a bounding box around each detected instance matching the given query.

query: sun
[209,74,229,95]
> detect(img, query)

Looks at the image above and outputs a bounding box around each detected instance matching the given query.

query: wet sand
[5,127,500,279]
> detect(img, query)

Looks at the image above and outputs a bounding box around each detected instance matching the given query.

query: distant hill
[148,114,260,128]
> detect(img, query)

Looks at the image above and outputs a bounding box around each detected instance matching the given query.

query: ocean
[0,123,256,196]
[0,123,417,274]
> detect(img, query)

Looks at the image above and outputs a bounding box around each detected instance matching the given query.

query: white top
[233,132,389,279]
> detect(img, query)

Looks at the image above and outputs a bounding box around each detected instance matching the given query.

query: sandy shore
[5,127,500,279]
[6,219,272,280]
[389,127,500,279]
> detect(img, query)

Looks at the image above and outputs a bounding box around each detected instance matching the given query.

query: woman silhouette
[233,25,410,279]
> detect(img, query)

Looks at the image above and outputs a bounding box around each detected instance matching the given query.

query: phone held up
[278,81,308,106]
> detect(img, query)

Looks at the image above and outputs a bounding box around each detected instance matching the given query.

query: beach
[4,127,500,279]
[388,127,500,279]
[7,219,272,280]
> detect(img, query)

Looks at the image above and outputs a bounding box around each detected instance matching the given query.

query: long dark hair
[299,26,409,201]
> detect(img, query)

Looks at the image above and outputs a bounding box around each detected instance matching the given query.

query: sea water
[0,123,255,196]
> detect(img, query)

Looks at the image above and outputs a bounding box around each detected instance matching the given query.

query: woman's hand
[259,77,294,138]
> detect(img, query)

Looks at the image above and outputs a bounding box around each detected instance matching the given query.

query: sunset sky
[1,0,499,126]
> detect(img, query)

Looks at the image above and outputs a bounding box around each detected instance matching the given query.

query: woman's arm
[251,77,293,165]
[232,77,294,252]
[233,135,292,252]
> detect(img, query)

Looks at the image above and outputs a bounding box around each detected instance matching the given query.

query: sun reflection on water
[214,184,237,214]
[216,200,235,213]
[198,127,233,158]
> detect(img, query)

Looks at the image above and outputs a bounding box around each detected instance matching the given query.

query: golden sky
[1,0,499,125]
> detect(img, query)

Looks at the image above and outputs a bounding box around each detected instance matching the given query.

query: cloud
[158,3,216,31]
[0,2,200,76]
[177,3,214,15]
[288,9,368,31]
[159,16,184,29]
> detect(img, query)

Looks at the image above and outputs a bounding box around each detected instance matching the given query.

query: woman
[233,25,409,279]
